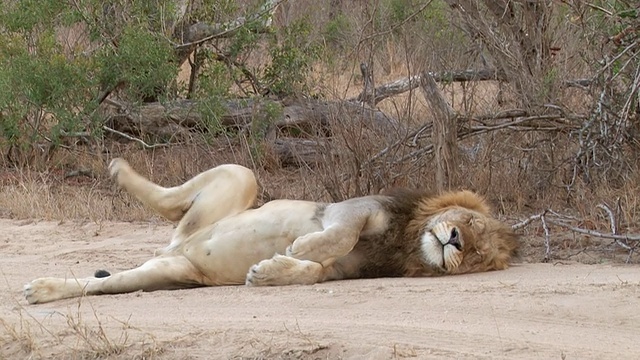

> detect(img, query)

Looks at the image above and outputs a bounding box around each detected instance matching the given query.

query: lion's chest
[352,221,419,278]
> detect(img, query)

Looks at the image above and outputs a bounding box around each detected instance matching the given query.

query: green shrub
[263,19,320,97]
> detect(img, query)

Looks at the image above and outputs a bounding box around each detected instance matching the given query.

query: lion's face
[420,208,519,274]
[421,221,464,271]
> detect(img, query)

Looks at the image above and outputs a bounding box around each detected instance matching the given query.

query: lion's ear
[468,217,486,233]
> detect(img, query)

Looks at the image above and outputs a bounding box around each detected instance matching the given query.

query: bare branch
[350,67,593,106]
[512,206,640,262]
[541,213,551,262]
[350,69,501,105]
[514,209,640,242]
[364,123,432,167]
[101,126,171,149]
[511,213,543,230]
[596,203,618,235]
[545,219,640,242]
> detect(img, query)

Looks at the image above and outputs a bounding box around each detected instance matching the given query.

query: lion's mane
[350,189,519,279]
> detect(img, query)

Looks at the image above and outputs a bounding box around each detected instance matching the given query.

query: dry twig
[514,205,640,263]
[102,126,171,149]
[541,212,551,262]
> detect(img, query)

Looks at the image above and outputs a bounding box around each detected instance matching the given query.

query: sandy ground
[1,218,640,359]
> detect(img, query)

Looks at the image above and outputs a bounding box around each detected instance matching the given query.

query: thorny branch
[513,206,640,263]
[366,109,583,167]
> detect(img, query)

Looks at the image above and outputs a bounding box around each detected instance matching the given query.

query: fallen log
[104,98,402,140]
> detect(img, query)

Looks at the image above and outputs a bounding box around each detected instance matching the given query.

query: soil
[1,218,640,359]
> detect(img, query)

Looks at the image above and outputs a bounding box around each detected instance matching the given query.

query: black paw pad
[94,269,111,278]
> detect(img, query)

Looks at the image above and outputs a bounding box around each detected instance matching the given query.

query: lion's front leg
[245,255,324,286]
[285,229,358,267]
[286,198,382,266]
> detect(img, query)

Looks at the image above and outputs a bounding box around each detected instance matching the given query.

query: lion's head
[407,191,519,275]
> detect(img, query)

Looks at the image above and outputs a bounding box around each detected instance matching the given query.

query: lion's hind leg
[109,158,257,222]
[168,169,257,252]
[24,256,206,304]
[109,158,258,253]
[245,255,325,286]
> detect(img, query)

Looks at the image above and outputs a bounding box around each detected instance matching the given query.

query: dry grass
[0,167,152,222]
[0,296,337,359]
[0,297,163,359]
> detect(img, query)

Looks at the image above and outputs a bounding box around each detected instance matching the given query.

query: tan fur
[24,159,519,304]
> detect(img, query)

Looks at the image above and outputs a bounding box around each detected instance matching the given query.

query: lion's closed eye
[469,217,486,232]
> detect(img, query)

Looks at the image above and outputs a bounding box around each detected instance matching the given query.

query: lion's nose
[446,228,461,250]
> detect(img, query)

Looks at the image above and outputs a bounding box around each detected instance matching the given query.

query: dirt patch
[1,219,640,359]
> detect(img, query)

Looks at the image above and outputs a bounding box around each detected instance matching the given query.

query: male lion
[24,158,519,304]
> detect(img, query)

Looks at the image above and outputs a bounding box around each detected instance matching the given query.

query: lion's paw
[246,255,292,286]
[285,232,319,259]
[24,278,68,304]
[108,158,130,179]
[246,255,321,287]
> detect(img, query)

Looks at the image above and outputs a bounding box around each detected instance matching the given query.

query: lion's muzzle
[420,222,465,272]
[445,227,461,251]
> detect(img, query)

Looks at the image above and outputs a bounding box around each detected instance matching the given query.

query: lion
[24,158,519,304]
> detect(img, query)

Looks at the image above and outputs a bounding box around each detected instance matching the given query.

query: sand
[1,218,640,359]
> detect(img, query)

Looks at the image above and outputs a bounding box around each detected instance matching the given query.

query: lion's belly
[182,200,323,285]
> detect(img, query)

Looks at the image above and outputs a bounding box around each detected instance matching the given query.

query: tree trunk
[419,74,458,192]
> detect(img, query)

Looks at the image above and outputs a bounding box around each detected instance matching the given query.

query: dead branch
[596,203,618,235]
[541,213,551,262]
[364,122,432,167]
[545,219,640,242]
[461,114,579,138]
[515,209,640,242]
[99,97,402,167]
[514,207,640,263]
[366,109,553,168]
[351,68,501,105]
[395,143,435,164]
[350,66,593,107]
[389,112,579,166]
[610,24,639,46]
[512,213,543,230]
[102,126,171,149]
[64,170,95,179]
